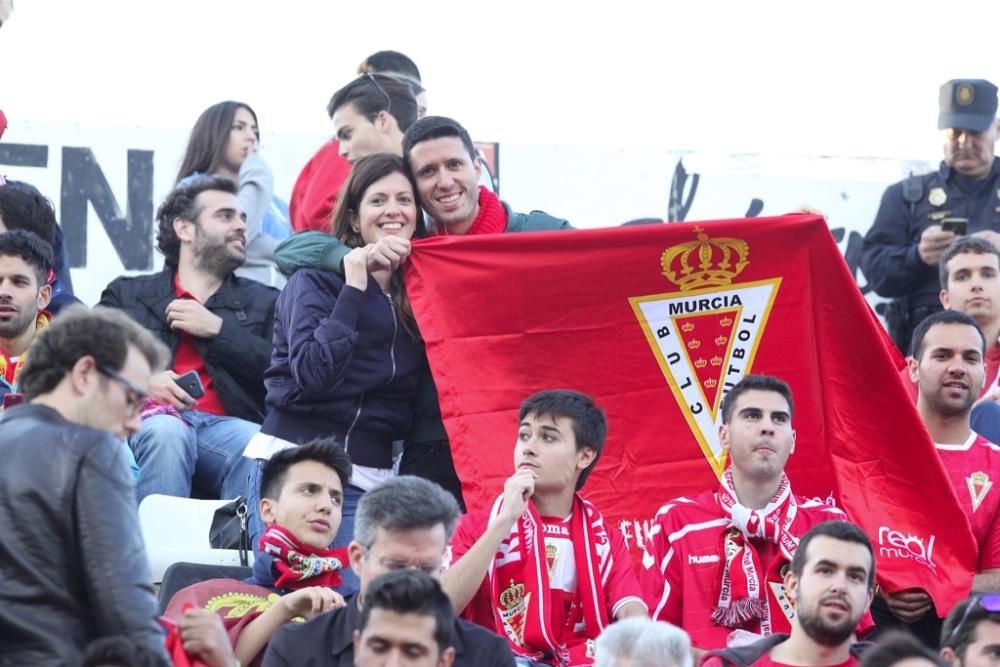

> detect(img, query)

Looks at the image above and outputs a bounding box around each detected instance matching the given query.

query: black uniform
[861,157,1000,352]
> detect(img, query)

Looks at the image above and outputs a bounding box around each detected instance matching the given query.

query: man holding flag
[639,375,872,651]
[442,390,646,666]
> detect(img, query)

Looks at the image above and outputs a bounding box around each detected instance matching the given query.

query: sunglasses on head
[944,594,1000,648]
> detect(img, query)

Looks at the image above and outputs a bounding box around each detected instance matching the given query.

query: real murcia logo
[968,471,993,512]
[629,227,781,477]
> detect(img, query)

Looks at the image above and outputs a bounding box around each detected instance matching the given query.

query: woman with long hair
[176,101,291,286]
[247,153,425,591]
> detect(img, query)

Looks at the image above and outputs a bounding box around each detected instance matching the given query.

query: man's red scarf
[713,468,799,634]
[433,186,508,236]
[258,524,348,590]
[486,493,611,666]
[0,310,50,389]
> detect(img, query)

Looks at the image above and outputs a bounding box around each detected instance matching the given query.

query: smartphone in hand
[175,370,205,399]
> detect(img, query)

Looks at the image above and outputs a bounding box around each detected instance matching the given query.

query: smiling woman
[176,101,292,286]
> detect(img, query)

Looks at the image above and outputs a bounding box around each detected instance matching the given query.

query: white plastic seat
[137,494,253,582]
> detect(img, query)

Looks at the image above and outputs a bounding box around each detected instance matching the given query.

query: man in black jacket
[100,175,278,505]
[0,306,169,664]
[263,476,514,667]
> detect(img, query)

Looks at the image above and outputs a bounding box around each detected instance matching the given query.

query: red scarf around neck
[434,186,508,236]
[713,468,799,634]
[487,494,610,666]
[258,524,348,590]
[0,310,50,388]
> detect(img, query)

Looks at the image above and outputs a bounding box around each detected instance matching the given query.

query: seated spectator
[0,180,79,312]
[290,49,426,233]
[0,306,169,664]
[353,570,456,667]
[879,312,1000,642]
[640,375,870,651]
[164,439,352,665]
[0,230,51,399]
[701,521,876,667]
[263,475,514,666]
[176,101,289,286]
[99,176,278,509]
[247,154,426,578]
[443,390,646,666]
[940,595,1000,667]
[858,632,946,667]
[899,237,1000,401]
[594,617,693,667]
[273,116,572,510]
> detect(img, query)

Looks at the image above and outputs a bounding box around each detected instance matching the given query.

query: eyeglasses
[943,594,1000,648]
[96,365,148,417]
[362,72,392,117]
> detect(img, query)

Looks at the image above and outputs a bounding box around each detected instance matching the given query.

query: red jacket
[289,140,352,233]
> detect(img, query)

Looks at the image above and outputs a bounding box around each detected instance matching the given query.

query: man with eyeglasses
[862,79,1000,355]
[0,306,170,664]
[99,175,279,511]
[940,595,1000,667]
[263,475,515,666]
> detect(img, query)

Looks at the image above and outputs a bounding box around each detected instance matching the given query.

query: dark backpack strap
[901,173,924,217]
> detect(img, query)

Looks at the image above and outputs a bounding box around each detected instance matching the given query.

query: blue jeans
[129,411,258,503]
[247,459,362,596]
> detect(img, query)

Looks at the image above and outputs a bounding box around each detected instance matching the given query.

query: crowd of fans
[2,47,1000,667]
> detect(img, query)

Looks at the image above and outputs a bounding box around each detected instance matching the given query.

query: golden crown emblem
[661,226,750,291]
[681,322,695,333]
[719,316,733,327]
[714,335,728,346]
[500,580,525,610]
[704,378,718,389]
[694,357,707,369]
[687,339,701,350]
[710,355,723,366]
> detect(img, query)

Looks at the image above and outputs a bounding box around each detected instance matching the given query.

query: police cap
[939,79,999,132]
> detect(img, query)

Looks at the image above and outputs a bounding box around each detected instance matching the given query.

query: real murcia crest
[499,579,529,647]
[968,471,993,512]
[629,226,780,476]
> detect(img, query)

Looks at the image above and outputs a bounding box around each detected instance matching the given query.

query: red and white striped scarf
[487,494,611,666]
[258,524,348,590]
[713,468,799,634]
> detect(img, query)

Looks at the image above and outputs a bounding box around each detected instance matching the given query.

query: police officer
[862,79,1000,354]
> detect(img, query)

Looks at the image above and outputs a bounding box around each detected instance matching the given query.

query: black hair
[0,229,53,285]
[939,235,1000,290]
[402,116,477,167]
[260,438,353,501]
[359,570,454,655]
[941,596,1000,658]
[858,631,948,667]
[910,310,986,360]
[359,50,422,83]
[0,183,58,246]
[518,389,608,490]
[325,74,418,132]
[720,374,795,424]
[155,175,238,269]
[790,520,876,588]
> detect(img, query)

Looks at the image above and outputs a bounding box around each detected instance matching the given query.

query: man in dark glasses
[0,306,170,663]
[940,595,1000,667]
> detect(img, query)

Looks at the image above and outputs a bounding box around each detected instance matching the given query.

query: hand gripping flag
[404,214,976,614]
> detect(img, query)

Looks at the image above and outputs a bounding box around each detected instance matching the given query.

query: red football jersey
[641,489,873,650]
[936,433,1000,570]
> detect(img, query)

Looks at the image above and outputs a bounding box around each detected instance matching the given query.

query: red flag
[405,214,977,614]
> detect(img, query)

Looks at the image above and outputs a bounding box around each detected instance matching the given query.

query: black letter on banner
[738,330,751,342]
[0,144,48,168]
[743,313,757,324]
[679,376,693,390]
[733,348,746,360]
[657,326,670,339]
[61,148,154,269]
[690,402,703,414]
[667,352,681,365]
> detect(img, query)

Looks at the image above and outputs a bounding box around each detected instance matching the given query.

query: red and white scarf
[0,310,49,389]
[486,494,610,666]
[258,524,348,590]
[713,468,799,634]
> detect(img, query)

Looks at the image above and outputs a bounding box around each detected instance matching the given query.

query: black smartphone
[175,370,205,399]
[941,217,969,235]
